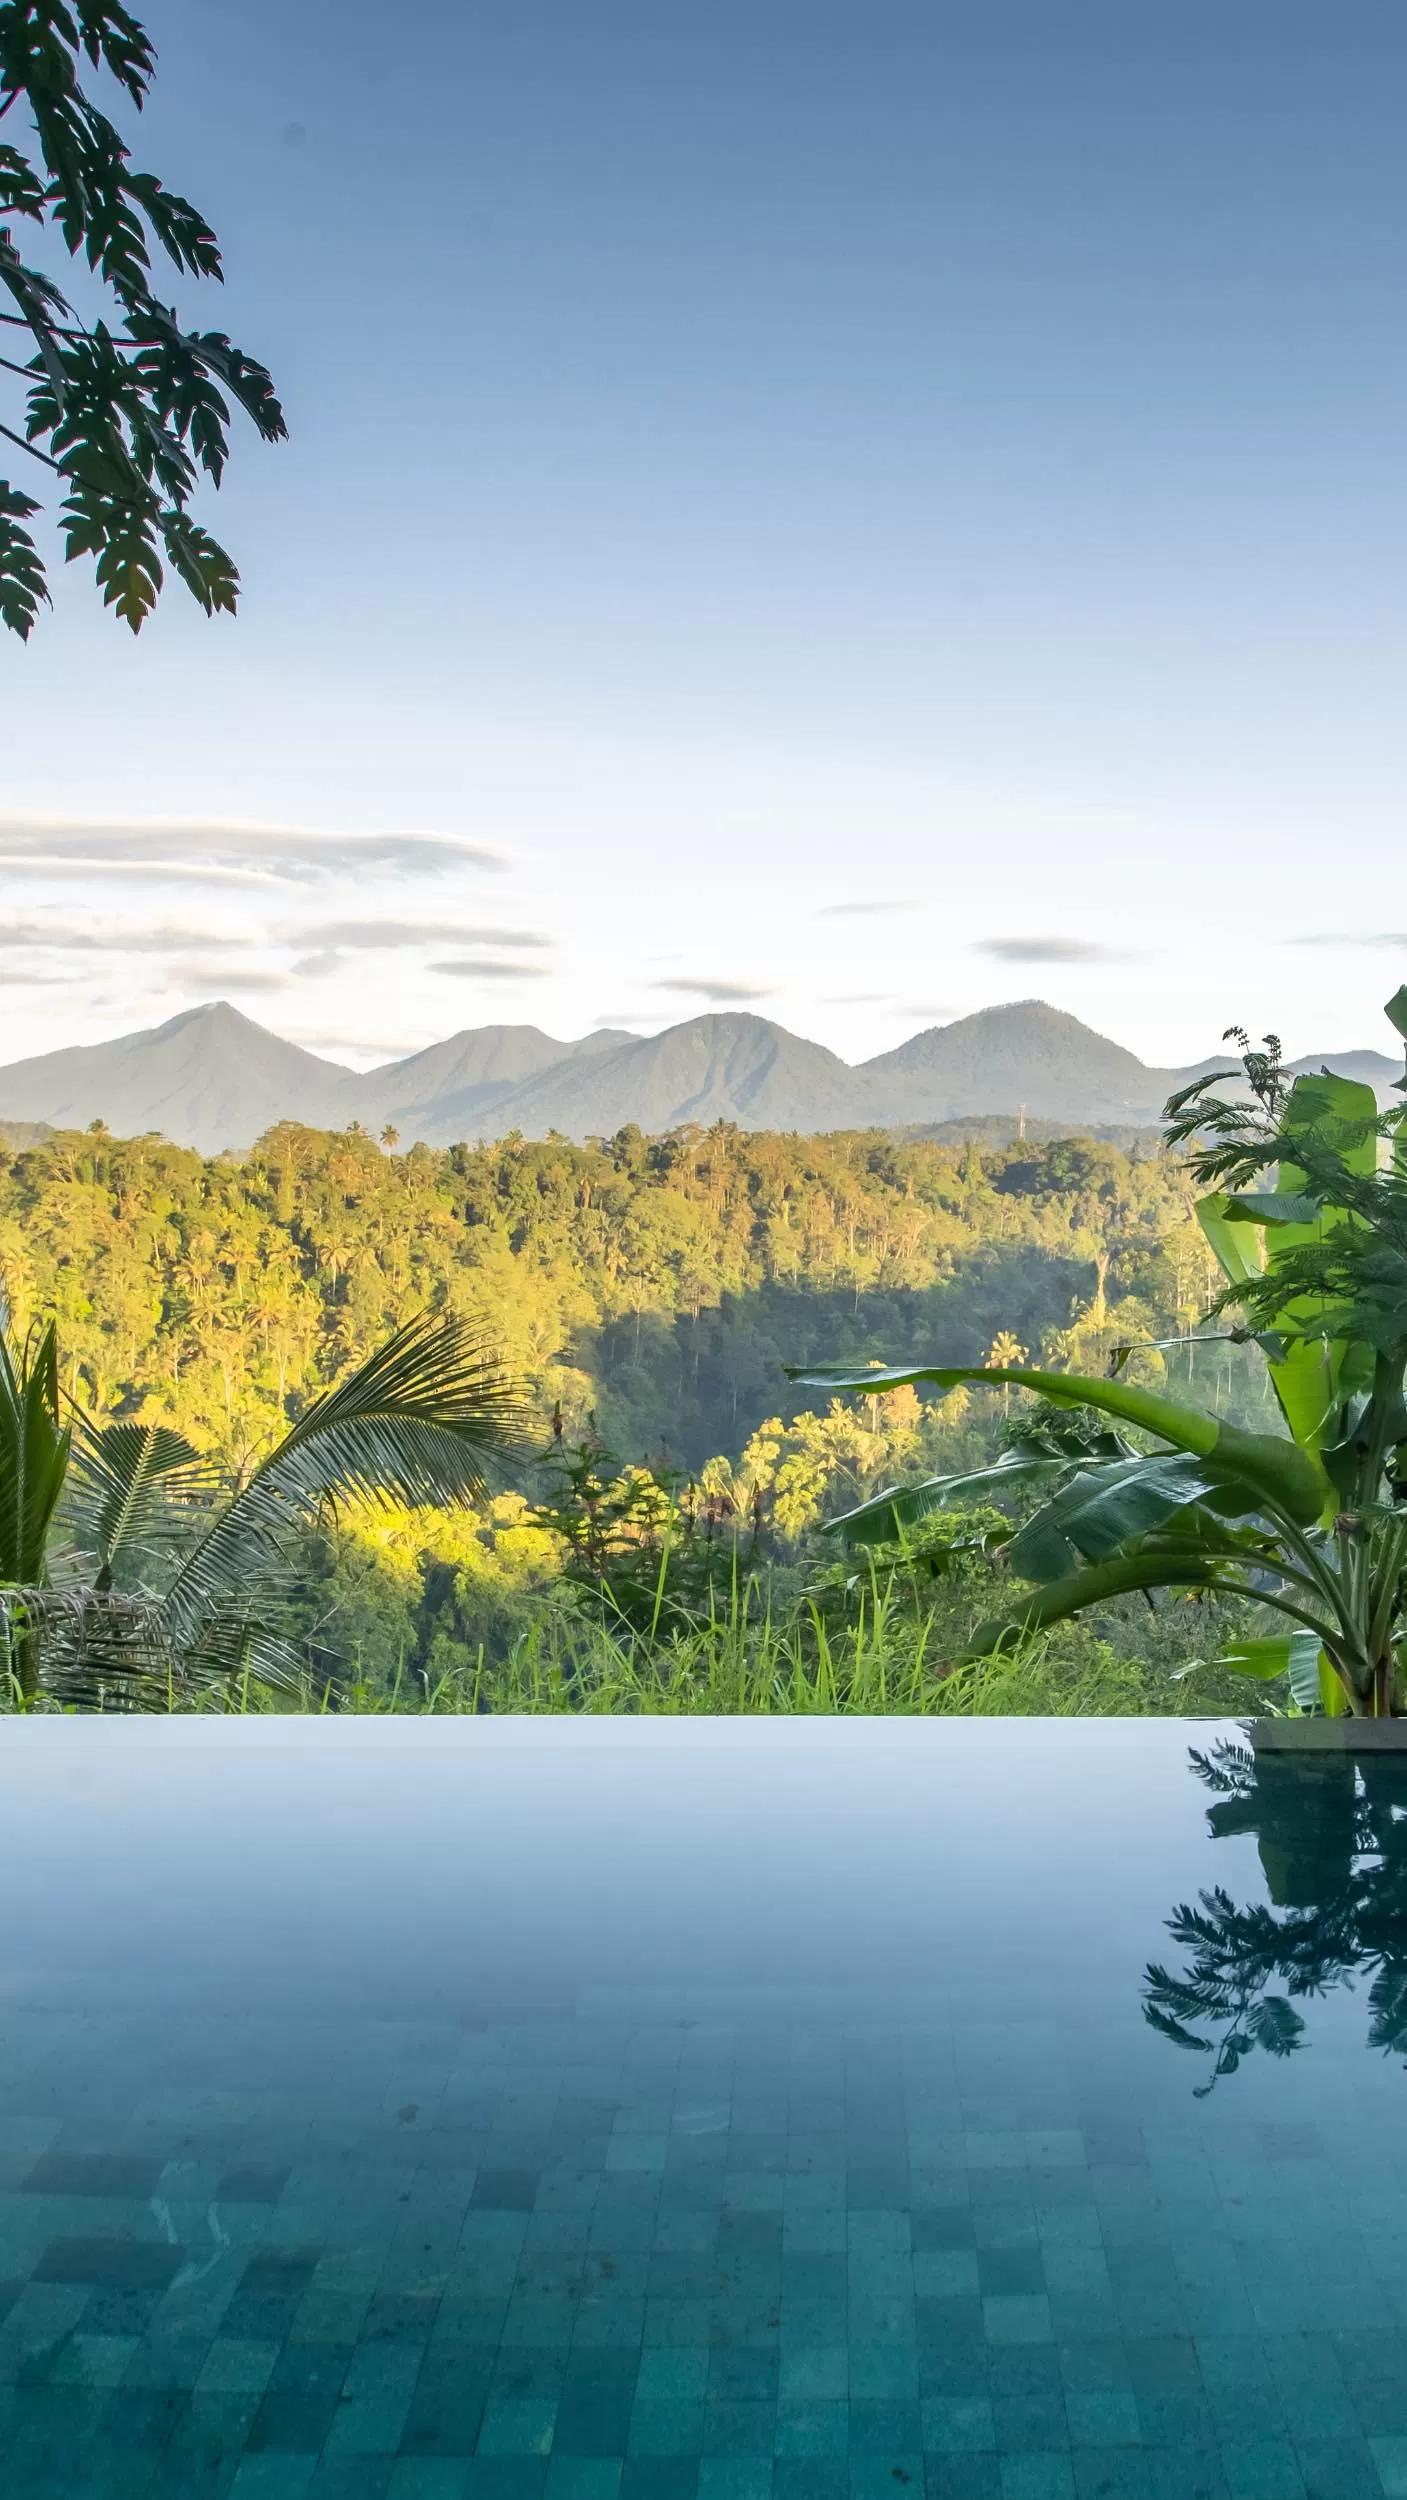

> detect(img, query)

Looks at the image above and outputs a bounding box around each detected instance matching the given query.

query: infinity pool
[2,1719,1405,2500]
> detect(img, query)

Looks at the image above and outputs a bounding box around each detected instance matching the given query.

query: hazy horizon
[3,984,1402,1083]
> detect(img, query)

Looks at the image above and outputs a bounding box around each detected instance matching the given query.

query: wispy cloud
[294,918,550,951]
[1290,931,1407,948]
[430,957,551,980]
[822,991,898,1006]
[0,916,254,954]
[973,937,1134,965]
[160,962,296,994]
[0,819,506,887]
[0,913,551,985]
[649,976,772,1002]
[814,900,914,918]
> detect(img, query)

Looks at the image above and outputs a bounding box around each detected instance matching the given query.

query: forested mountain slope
[0,1118,1219,1469]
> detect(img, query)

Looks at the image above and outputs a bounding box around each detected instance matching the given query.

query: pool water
[3,1718,1407,2500]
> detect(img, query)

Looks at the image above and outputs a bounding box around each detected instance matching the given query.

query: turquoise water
[2,1719,1406,2500]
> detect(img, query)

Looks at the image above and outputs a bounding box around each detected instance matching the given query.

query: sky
[3,0,1405,1073]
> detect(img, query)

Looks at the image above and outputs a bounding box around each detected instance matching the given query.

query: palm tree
[0,1310,525,1708]
[985,1331,1028,1419]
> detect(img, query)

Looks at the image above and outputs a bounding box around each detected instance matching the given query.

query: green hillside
[0,1116,1220,1462]
[0,1114,1272,1708]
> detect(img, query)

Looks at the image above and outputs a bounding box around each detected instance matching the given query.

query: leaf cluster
[1,1308,526,1708]
[0,0,284,634]
[1143,1747,1407,2092]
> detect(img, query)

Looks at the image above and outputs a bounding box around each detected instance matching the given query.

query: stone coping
[1251,1714,1407,1750]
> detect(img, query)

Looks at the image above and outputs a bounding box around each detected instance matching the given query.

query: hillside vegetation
[0,1116,1220,1460]
[0,1113,1275,1710]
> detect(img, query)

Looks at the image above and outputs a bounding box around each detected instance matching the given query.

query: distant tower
[1017,1102,1026,1140]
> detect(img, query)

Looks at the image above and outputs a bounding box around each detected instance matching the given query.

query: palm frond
[178,1599,310,1707]
[1,1584,176,1711]
[0,1581,307,1712]
[158,1312,527,1648]
[65,1417,217,1587]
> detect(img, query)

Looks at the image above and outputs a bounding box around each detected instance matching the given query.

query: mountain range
[0,999,1398,1154]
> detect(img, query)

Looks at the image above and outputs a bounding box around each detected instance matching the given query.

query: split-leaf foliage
[0,0,284,636]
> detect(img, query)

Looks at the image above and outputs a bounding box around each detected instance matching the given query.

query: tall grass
[5,1544,1266,1716]
[335,1570,1263,1718]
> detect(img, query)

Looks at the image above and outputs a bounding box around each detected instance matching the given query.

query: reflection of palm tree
[1142,1741,1407,2094]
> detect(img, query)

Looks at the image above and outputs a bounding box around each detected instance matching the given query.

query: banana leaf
[1215,1631,1323,1699]
[1276,1073,1379,1459]
[1219,1193,1321,1227]
[959,1552,1235,1662]
[786,1360,1324,1524]
[1005,1452,1234,1584]
[1198,1074,1379,1483]
[1386,985,1407,1100]
[824,1446,1092,1546]
[1196,1194,1264,1293]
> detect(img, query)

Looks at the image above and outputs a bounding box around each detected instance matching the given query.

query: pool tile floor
[2,1992,1406,2500]
[3,1721,1405,2499]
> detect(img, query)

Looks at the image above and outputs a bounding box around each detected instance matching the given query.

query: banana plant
[789,992,1407,1716]
[0,1309,526,1707]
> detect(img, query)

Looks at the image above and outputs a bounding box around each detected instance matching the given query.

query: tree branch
[0,416,60,471]
[0,311,88,335]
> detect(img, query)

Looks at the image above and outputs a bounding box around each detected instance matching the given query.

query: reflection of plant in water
[1142,1741,1407,2094]
[1145,1889,1308,2097]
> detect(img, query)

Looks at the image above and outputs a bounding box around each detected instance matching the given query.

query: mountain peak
[0,999,1396,1152]
[0,999,358,1150]
[159,998,263,1037]
[859,999,1161,1120]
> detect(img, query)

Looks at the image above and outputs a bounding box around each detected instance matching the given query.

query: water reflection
[1143,1737,1407,2095]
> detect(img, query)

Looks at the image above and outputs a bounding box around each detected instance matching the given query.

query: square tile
[985,2300,1055,2348]
[1000,2459,1075,2500]
[922,2398,996,2454]
[1065,2397,1140,2450]
[774,2404,849,2458]
[24,2153,164,2200]
[34,2239,183,2289]
[479,2403,558,2459]
[474,2177,541,2216]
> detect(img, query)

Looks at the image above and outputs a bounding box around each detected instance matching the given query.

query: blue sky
[4,0,1405,1069]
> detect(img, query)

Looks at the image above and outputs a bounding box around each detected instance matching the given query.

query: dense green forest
[0,1118,1228,1453]
[0,1117,1266,1706]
